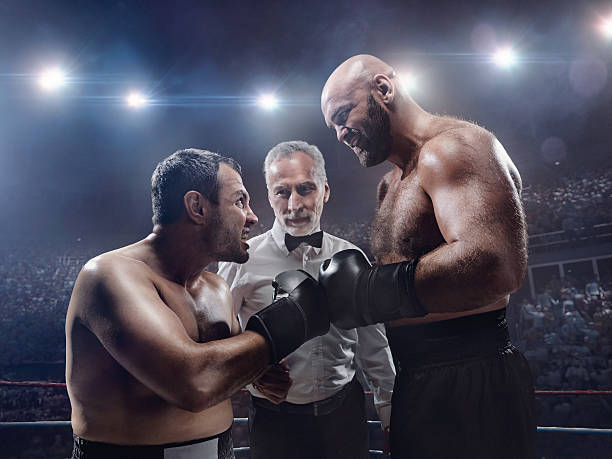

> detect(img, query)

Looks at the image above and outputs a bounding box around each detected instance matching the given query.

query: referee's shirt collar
[271,219,323,256]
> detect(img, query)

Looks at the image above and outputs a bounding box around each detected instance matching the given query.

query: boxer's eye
[337,109,350,125]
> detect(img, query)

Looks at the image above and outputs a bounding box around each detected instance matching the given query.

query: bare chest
[371,172,444,264]
[155,279,233,343]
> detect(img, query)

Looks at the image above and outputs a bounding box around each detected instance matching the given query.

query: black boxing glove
[319,249,427,329]
[246,270,330,363]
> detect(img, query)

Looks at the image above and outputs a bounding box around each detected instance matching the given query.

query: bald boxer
[66,149,329,459]
[320,55,536,458]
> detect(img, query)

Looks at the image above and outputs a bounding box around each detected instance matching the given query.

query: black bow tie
[285,231,323,252]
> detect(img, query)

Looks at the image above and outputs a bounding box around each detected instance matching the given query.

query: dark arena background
[1,1,612,457]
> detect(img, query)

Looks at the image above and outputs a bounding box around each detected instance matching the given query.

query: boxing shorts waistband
[250,377,357,417]
[71,426,233,459]
[385,308,511,369]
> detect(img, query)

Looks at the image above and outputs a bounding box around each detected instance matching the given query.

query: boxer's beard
[208,209,249,263]
[357,95,393,167]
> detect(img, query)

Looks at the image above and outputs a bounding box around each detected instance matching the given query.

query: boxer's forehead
[322,80,345,117]
[322,78,365,127]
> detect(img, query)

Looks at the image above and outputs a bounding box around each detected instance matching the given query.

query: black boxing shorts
[386,309,536,459]
[71,426,234,459]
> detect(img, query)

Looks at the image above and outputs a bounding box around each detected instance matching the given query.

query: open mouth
[240,231,249,242]
[343,127,362,150]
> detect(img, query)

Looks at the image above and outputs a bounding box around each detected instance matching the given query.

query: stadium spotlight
[400,73,417,92]
[601,18,612,39]
[38,68,66,91]
[126,92,148,108]
[257,93,278,110]
[492,47,517,68]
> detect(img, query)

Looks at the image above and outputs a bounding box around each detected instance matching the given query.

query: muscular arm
[415,130,527,313]
[73,256,269,413]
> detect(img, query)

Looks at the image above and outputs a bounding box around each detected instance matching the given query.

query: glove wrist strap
[362,258,427,323]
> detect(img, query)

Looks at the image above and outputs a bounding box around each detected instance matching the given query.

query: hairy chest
[371,171,444,264]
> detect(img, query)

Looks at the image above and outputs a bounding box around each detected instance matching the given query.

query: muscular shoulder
[75,252,143,288]
[68,252,155,324]
[418,125,497,183]
[78,252,150,294]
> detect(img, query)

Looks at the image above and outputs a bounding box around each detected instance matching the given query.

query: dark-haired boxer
[320,55,536,459]
[66,149,329,459]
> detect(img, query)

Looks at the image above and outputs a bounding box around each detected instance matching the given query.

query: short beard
[358,95,393,167]
[207,209,249,264]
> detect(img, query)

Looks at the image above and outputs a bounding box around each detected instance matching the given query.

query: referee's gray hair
[263,140,327,187]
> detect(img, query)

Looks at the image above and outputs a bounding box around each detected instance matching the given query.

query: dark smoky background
[1,1,612,458]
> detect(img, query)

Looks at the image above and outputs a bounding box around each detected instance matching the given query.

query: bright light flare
[38,68,66,91]
[400,73,417,92]
[600,18,612,39]
[492,47,517,68]
[257,93,278,110]
[126,92,148,108]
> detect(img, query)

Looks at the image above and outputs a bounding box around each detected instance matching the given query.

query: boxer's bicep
[419,137,507,250]
[418,134,525,299]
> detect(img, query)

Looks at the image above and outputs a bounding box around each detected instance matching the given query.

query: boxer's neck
[147,225,212,286]
[387,102,434,171]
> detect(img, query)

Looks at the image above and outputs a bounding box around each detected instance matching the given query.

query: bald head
[321,54,395,113]
[320,55,402,168]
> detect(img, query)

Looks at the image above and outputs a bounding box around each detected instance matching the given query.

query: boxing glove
[246,270,330,363]
[319,249,427,329]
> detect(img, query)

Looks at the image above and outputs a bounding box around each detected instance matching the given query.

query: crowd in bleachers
[506,274,612,429]
[523,166,612,236]
[0,247,94,365]
[509,276,612,390]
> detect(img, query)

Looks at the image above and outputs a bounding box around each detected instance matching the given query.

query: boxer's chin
[217,242,250,264]
[358,149,387,168]
[229,251,249,264]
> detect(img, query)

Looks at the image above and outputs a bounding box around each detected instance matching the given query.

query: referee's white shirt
[218,219,396,429]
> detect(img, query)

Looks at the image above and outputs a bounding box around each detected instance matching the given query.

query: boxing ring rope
[2,380,612,456]
[5,380,611,394]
